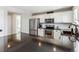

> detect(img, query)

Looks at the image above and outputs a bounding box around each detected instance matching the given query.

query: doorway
[7,12,22,45]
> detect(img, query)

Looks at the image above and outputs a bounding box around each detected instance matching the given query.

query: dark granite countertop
[38,28,61,30]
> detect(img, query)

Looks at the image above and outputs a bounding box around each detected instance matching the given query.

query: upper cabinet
[53,11,73,23]
[32,10,73,23]
[62,11,73,23]
[39,14,54,23]
[73,7,79,25]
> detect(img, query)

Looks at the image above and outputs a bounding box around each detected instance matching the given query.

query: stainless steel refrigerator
[29,18,40,36]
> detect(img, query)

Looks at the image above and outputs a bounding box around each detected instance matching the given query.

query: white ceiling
[14,6,71,13]
[1,6,71,14]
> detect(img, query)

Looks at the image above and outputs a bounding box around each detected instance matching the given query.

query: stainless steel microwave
[45,18,54,23]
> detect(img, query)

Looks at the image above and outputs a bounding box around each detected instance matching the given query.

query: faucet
[73,25,79,41]
[68,24,79,42]
[68,24,78,42]
[68,24,72,28]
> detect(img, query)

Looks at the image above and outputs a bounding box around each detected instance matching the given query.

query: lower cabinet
[74,40,79,52]
[54,30,62,46]
[54,30,61,39]
[62,36,73,49]
[54,30,73,49]
[38,29,44,37]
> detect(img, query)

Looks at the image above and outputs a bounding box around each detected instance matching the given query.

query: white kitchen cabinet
[62,36,73,49]
[73,7,79,25]
[54,30,73,49]
[47,14,54,18]
[32,14,45,23]
[74,40,79,52]
[53,11,73,23]
[54,30,62,45]
[54,12,63,23]
[38,29,44,37]
[62,11,73,23]
[38,14,46,23]
[54,30,61,39]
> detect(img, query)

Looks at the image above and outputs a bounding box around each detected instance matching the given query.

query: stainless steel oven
[45,30,54,39]
[44,18,54,39]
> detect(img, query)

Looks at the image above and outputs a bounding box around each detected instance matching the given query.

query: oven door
[45,30,54,39]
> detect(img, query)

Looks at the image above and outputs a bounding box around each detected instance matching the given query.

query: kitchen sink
[61,30,75,36]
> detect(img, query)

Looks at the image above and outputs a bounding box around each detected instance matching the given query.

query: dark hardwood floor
[6,33,73,52]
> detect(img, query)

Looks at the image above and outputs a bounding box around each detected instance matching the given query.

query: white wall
[12,14,17,34]
[8,13,16,35]
[0,8,8,37]
[0,8,8,51]
[21,14,31,34]
[8,13,31,35]
[8,14,12,35]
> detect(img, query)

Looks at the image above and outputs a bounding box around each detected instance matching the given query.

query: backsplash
[41,23,71,30]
